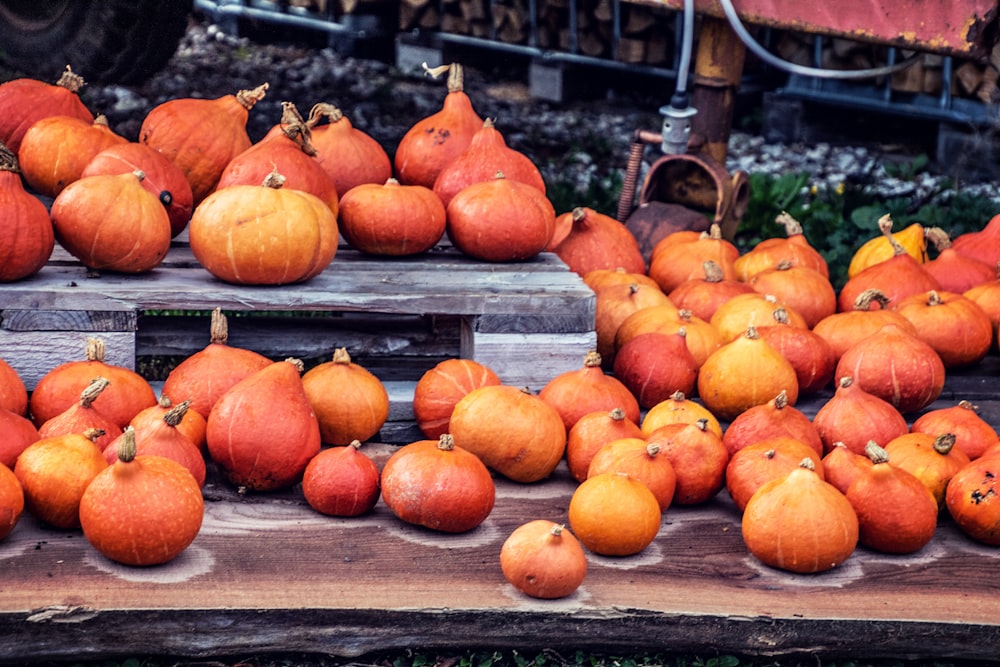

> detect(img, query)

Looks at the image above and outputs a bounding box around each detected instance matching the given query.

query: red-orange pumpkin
[306,103,392,198]
[547,206,646,277]
[812,289,919,362]
[565,407,644,483]
[884,432,970,508]
[748,261,836,329]
[37,376,122,452]
[946,450,1000,544]
[0,66,94,153]
[338,178,446,256]
[586,437,677,512]
[645,418,729,505]
[216,101,338,213]
[394,63,483,189]
[130,395,208,454]
[539,350,640,431]
[725,437,825,512]
[0,407,39,470]
[950,212,1000,267]
[433,117,545,208]
[756,308,837,395]
[594,283,674,366]
[0,143,54,281]
[380,433,495,533]
[412,358,502,440]
[648,223,739,294]
[161,308,273,420]
[500,520,587,599]
[911,400,1000,460]
[893,290,993,368]
[302,439,381,517]
[189,170,339,285]
[612,330,697,409]
[80,142,194,238]
[104,402,207,488]
[0,356,28,417]
[140,84,269,203]
[668,260,755,322]
[733,211,829,280]
[50,170,173,273]
[446,171,555,262]
[722,390,823,457]
[205,359,322,492]
[0,463,24,541]
[922,227,995,293]
[812,376,909,455]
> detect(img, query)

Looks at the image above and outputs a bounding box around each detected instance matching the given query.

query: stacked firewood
[399,0,678,66]
[774,31,1000,104]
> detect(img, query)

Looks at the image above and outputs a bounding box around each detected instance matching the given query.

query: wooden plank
[462,328,598,388]
[2,447,999,664]
[0,331,136,390]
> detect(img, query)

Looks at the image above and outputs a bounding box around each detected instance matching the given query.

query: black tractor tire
[0,0,193,84]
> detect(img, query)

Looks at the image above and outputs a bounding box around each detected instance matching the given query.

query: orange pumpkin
[709,291,807,343]
[0,143,54,282]
[812,288,919,362]
[18,114,126,197]
[500,520,587,599]
[614,305,721,370]
[189,170,339,285]
[645,418,729,505]
[568,472,661,556]
[565,407,644,483]
[946,450,1000,545]
[338,178,446,256]
[0,355,28,417]
[380,433,495,533]
[722,390,823,457]
[79,428,204,566]
[104,402,207,488]
[583,267,660,292]
[594,284,674,366]
[0,407,40,470]
[950,212,1000,268]
[14,429,107,529]
[964,266,1000,350]
[50,170,173,273]
[847,219,927,278]
[640,391,722,439]
[37,377,122,453]
[756,308,836,395]
[884,432,970,508]
[668,260,755,322]
[140,84,269,203]
[612,330,698,409]
[446,172,555,262]
[922,227,995,293]
[301,348,390,446]
[747,261,836,329]
[587,437,677,511]
[648,223,739,294]
[742,459,857,573]
[394,63,482,189]
[0,463,24,541]
[697,325,800,422]
[733,211,829,280]
[449,384,566,483]
[130,395,208,454]
[821,441,874,495]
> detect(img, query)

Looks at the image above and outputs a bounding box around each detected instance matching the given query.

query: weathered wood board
[0,241,597,393]
[2,442,1000,666]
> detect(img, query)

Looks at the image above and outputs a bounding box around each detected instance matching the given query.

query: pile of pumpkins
[0,63,638,284]
[3,63,1000,601]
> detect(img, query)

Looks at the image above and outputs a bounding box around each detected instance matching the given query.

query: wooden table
[2,438,1000,665]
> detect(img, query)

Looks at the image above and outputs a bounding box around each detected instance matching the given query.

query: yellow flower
[835,182,846,196]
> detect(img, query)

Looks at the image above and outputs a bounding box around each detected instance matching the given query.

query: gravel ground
[66,14,1000,216]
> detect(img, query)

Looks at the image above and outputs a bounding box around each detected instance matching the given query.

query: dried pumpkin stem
[209,307,229,345]
[0,143,18,173]
[776,211,804,237]
[306,102,343,127]
[278,101,317,156]
[164,400,190,427]
[933,433,957,455]
[924,226,952,251]
[236,83,269,110]
[117,426,138,463]
[85,337,107,362]
[80,377,110,408]
[56,65,86,93]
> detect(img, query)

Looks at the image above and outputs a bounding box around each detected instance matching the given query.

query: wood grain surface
[2,442,1000,664]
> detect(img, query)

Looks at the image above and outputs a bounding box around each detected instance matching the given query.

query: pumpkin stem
[117,426,138,463]
[583,350,602,368]
[609,407,626,421]
[702,260,723,283]
[671,391,686,402]
[838,375,854,389]
[549,523,565,538]
[745,325,760,340]
[158,394,174,408]
[926,290,943,307]
[94,114,111,128]
[306,102,344,126]
[646,442,662,457]
[83,427,106,442]
[85,337,107,362]
[958,399,980,413]
[333,347,352,364]
[163,400,190,427]
[765,449,777,459]
[775,259,794,271]
[864,440,890,465]
[877,214,907,257]
[798,457,816,471]
[446,63,465,93]
[482,117,496,130]
[56,65,86,93]
[854,289,891,311]
[209,308,229,345]
[694,417,708,432]
[0,142,18,173]
[437,433,456,451]
[262,169,287,189]
[278,101,318,157]
[79,377,110,408]
[236,83,269,110]
[677,326,688,339]
[933,433,957,455]
[284,357,305,373]
[771,307,790,325]
[773,390,788,409]
[924,226,952,252]
[350,439,364,450]
[571,207,588,225]
[775,211,804,237]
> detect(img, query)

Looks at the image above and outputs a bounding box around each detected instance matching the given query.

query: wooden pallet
[0,240,596,443]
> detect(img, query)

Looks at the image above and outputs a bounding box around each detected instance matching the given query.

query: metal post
[689,15,747,165]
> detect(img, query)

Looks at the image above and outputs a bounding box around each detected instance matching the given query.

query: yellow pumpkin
[847,220,926,278]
